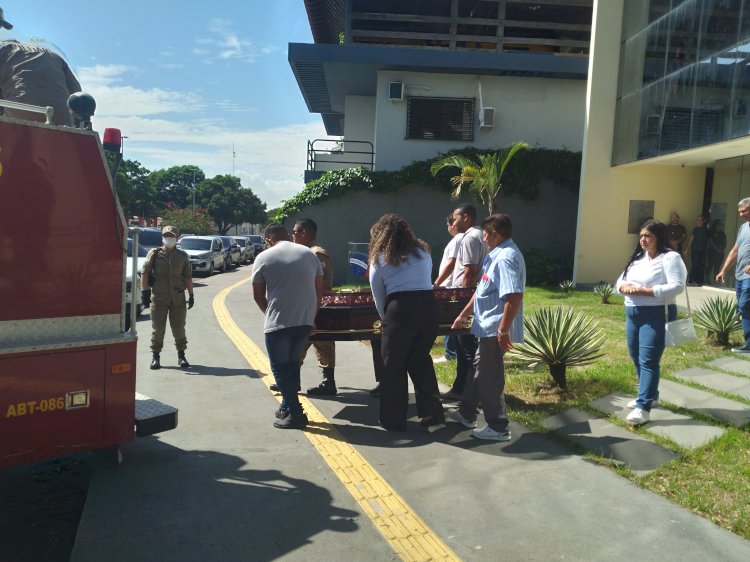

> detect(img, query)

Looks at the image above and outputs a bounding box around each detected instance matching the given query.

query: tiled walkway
[543,357,750,474]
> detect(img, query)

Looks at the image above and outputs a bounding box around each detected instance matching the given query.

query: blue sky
[2,1,327,207]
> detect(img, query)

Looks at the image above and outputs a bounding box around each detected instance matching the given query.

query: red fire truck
[0,98,177,469]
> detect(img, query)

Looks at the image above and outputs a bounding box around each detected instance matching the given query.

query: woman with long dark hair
[368,214,444,431]
[616,220,686,425]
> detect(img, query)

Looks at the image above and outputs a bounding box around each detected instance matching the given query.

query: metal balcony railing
[305,139,375,182]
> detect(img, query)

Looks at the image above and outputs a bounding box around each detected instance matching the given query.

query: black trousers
[379,290,443,430]
[451,333,479,394]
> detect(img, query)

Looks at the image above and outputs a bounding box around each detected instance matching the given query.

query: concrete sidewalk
[71,272,750,561]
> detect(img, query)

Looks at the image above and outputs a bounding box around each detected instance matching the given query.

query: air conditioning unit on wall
[388,82,404,102]
[479,107,495,128]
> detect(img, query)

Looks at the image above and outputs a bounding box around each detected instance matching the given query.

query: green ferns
[507,306,606,388]
[693,296,742,347]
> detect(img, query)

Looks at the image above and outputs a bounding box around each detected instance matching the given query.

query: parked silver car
[219,236,242,268]
[234,236,254,264]
[246,234,265,257]
[178,236,226,275]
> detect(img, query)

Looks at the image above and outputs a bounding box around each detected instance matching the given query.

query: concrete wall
[372,70,587,171]
[285,181,578,285]
[574,0,706,285]
[343,96,375,145]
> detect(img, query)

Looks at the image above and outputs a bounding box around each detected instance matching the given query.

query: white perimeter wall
[371,70,587,171]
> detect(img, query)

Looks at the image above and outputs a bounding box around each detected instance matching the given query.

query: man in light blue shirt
[448,214,525,441]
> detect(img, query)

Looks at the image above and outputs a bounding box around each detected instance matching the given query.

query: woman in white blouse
[369,214,444,431]
[616,220,687,426]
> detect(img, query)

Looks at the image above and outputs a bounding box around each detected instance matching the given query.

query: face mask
[163,237,177,248]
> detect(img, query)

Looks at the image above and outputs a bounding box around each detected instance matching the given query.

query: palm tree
[430,141,529,214]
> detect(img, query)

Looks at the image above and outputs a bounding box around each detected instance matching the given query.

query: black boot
[150,353,161,370]
[307,367,337,396]
[178,351,190,368]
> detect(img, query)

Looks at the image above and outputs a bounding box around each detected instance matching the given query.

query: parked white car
[125,238,148,329]
[178,236,226,275]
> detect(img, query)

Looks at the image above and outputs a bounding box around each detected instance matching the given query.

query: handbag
[664,283,697,347]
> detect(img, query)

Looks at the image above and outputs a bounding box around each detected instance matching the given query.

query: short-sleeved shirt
[142,247,192,305]
[471,239,525,341]
[736,222,750,281]
[452,226,487,288]
[0,40,82,126]
[438,233,463,287]
[251,241,323,332]
[690,226,709,251]
[667,223,687,242]
[310,241,333,291]
[369,248,433,320]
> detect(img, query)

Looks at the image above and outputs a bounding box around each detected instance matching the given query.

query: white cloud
[192,18,276,64]
[80,64,329,207]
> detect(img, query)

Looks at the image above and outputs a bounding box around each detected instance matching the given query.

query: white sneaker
[626,408,650,426]
[471,425,511,441]
[627,399,658,409]
[446,408,477,428]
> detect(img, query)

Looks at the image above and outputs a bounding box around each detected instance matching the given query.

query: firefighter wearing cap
[140,225,194,370]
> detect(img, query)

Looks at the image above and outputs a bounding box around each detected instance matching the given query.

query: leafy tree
[196,174,267,234]
[161,204,215,235]
[430,141,529,214]
[149,165,206,209]
[113,158,156,218]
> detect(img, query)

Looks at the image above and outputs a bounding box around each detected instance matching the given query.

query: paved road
[55,269,750,561]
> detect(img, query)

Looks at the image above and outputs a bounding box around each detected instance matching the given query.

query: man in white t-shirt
[434,213,464,359]
[441,204,487,401]
[251,223,323,429]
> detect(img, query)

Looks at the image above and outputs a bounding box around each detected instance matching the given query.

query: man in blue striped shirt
[448,214,525,441]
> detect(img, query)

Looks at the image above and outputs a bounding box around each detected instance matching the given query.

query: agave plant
[593,282,615,304]
[507,306,606,388]
[559,279,575,293]
[693,296,741,347]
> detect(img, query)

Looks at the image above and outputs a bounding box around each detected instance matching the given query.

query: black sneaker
[150,354,161,370]
[273,412,308,429]
[275,407,289,419]
[307,381,337,396]
[732,345,750,354]
[270,383,301,392]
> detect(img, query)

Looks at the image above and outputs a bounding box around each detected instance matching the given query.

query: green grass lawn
[433,286,750,539]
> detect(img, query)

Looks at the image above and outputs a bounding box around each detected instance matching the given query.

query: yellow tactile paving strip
[214,279,460,562]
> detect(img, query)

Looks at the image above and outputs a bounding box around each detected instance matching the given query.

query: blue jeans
[625,306,665,411]
[265,325,312,416]
[443,334,458,359]
[736,279,750,348]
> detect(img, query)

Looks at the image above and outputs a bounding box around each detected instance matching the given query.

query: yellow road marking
[214,278,460,562]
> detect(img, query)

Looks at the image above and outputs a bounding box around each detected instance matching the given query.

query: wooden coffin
[309,287,474,341]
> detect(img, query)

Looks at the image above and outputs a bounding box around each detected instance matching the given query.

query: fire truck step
[135,392,178,437]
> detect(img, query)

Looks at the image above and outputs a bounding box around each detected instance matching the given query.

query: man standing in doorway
[667,212,687,252]
[141,225,194,370]
[441,204,487,401]
[252,223,323,428]
[717,198,750,353]
[292,218,338,396]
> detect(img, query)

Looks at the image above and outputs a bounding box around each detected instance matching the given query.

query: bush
[507,306,606,388]
[525,250,573,287]
[693,296,742,347]
[559,279,574,293]
[593,283,615,304]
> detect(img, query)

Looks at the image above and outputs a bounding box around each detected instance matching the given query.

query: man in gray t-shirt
[717,199,750,352]
[251,223,323,428]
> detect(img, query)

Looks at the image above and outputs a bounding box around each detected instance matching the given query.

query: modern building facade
[290,0,594,179]
[575,0,750,284]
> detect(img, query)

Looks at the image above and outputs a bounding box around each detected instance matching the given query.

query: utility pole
[191,169,196,211]
[232,142,236,176]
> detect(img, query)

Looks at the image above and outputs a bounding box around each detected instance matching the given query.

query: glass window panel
[666,1,700,75]
[729,37,750,138]
[698,0,741,60]
[640,80,668,157]
[648,0,673,23]
[741,0,750,38]
[660,66,698,152]
[621,31,649,97]
[613,93,641,164]
[644,14,671,84]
